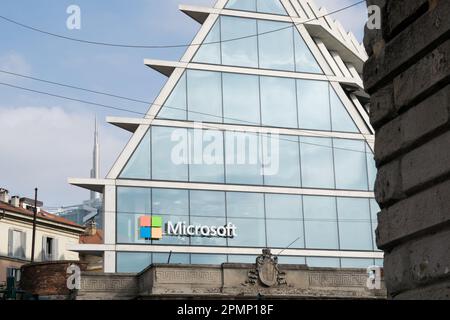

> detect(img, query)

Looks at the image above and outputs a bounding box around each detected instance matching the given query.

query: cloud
[0,52,32,82]
[0,106,127,206]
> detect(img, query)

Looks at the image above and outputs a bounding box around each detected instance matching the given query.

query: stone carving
[155,270,221,284]
[245,249,287,287]
[308,272,367,288]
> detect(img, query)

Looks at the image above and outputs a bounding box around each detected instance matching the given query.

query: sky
[0,0,368,208]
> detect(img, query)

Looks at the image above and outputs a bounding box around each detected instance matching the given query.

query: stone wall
[76,264,386,300]
[364,0,450,299]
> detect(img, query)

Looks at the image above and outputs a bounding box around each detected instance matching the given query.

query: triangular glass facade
[110,0,380,272]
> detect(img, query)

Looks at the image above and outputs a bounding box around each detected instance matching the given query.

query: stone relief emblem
[245,248,287,287]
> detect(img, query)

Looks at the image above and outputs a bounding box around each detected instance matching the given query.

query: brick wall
[364,0,450,299]
[20,261,87,297]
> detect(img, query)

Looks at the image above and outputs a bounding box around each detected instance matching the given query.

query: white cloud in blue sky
[0,0,367,206]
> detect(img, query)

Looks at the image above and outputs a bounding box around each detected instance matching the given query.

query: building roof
[80,229,104,244]
[0,201,83,229]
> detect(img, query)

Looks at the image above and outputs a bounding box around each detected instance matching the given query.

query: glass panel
[303,196,339,250]
[265,194,302,219]
[228,255,258,263]
[222,73,260,125]
[154,214,190,245]
[120,129,151,179]
[297,80,330,131]
[330,86,359,133]
[153,253,190,264]
[190,190,226,217]
[117,187,151,215]
[341,258,374,269]
[187,70,222,122]
[267,219,304,249]
[221,16,258,68]
[158,73,187,120]
[258,20,294,71]
[370,199,380,222]
[366,144,377,191]
[226,192,265,218]
[151,126,189,181]
[257,0,287,15]
[278,256,306,265]
[226,0,256,11]
[337,198,373,251]
[189,129,225,183]
[190,216,227,246]
[333,139,368,190]
[227,218,266,247]
[225,131,263,185]
[306,257,340,268]
[263,135,301,187]
[294,31,323,74]
[260,76,298,128]
[300,137,335,189]
[192,20,221,64]
[117,213,150,244]
[152,188,189,216]
[117,252,151,273]
[191,254,227,265]
[374,259,384,267]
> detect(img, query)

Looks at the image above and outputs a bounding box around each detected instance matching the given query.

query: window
[263,135,301,187]
[187,70,222,122]
[366,145,377,191]
[333,139,368,190]
[120,129,151,179]
[260,76,298,128]
[117,252,151,273]
[226,0,256,11]
[303,196,339,250]
[256,0,287,15]
[188,129,225,183]
[337,198,373,251]
[267,219,304,249]
[191,254,227,265]
[153,252,190,264]
[225,131,263,185]
[294,31,323,73]
[192,20,221,65]
[152,188,189,216]
[330,86,359,133]
[265,194,302,219]
[222,72,260,125]
[300,137,335,189]
[151,126,189,181]
[159,73,187,120]
[341,258,374,268]
[227,217,266,247]
[258,20,294,71]
[221,16,258,68]
[8,229,26,259]
[297,80,331,131]
[6,268,21,282]
[42,236,58,261]
[306,257,340,268]
[226,0,287,15]
[227,192,265,218]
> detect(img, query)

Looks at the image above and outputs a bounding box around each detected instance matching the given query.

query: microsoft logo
[139,216,163,240]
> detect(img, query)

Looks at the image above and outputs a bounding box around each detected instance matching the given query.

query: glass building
[69,0,382,273]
